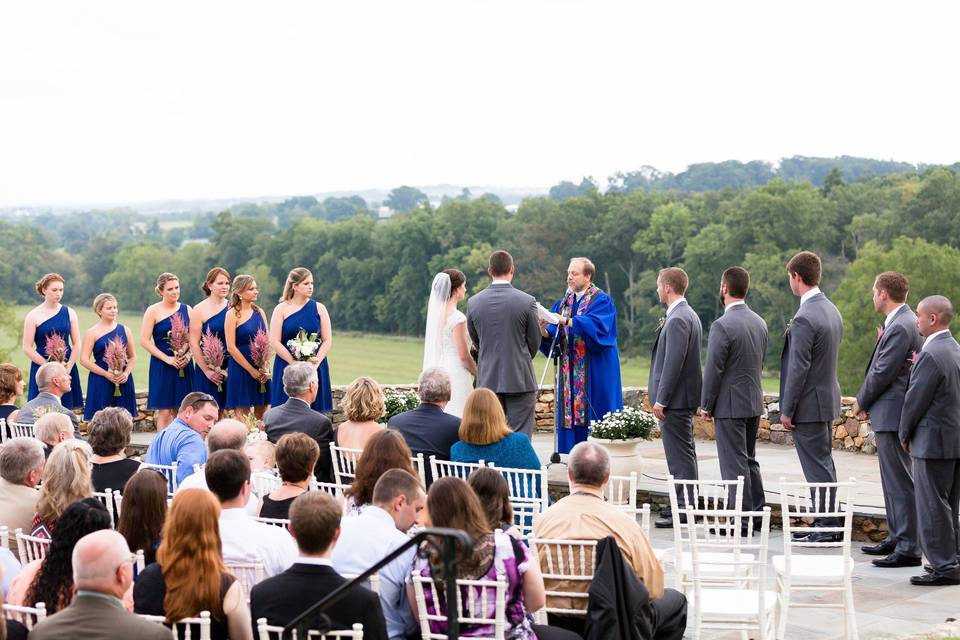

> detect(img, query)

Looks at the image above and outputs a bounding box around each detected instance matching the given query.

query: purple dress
[28,305,84,409]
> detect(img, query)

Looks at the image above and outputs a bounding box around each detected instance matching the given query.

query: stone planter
[587,436,645,478]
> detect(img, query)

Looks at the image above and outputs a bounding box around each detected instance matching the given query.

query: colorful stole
[558,285,599,429]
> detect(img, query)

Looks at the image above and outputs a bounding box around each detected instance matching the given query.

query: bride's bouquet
[200,326,227,392]
[44,332,68,364]
[286,329,321,363]
[103,335,128,397]
[249,328,272,393]
[166,313,191,377]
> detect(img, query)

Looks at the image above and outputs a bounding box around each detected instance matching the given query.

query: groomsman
[852,272,922,566]
[700,267,769,513]
[779,251,843,539]
[649,267,702,528]
[898,295,960,586]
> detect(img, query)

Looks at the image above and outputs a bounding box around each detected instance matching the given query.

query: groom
[467,250,542,437]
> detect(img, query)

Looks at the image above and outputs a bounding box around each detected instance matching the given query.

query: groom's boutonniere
[655,317,665,332]
[783,319,792,337]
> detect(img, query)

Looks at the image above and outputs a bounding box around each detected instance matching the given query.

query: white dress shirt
[799,287,822,305]
[922,329,952,351]
[218,508,298,577]
[884,303,906,328]
[176,469,260,516]
[331,506,416,640]
[724,300,746,312]
[666,297,686,317]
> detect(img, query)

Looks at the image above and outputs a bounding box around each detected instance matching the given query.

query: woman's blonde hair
[229,274,260,317]
[280,267,312,302]
[341,377,385,423]
[459,388,512,445]
[36,439,94,525]
[92,293,117,317]
[35,273,64,297]
[155,272,179,297]
[201,267,231,296]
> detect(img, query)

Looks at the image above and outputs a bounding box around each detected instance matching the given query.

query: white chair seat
[772,554,853,580]
[691,588,779,617]
[680,551,755,574]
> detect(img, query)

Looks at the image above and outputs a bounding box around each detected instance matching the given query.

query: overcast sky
[2,1,958,207]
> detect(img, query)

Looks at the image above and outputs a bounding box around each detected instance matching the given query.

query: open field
[2,305,778,394]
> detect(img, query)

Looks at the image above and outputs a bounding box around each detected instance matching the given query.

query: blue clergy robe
[539,288,623,453]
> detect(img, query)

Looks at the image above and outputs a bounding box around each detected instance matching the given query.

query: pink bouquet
[44,332,68,364]
[201,327,227,392]
[249,328,271,393]
[103,336,128,397]
[166,313,191,378]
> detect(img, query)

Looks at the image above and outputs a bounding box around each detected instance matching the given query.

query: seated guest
[251,492,387,640]
[263,362,334,482]
[245,439,276,473]
[88,408,140,493]
[468,467,521,538]
[134,489,253,640]
[407,477,577,640]
[332,469,425,640]
[0,438,44,549]
[533,442,686,640]
[34,412,74,459]
[16,362,80,435]
[176,419,259,515]
[388,368,460,485]
[8,498,112,612]
[28,530,170,640]
[1,565,28,640]
[335,377,385,450]
[32,439,94,538]
[0,362,25,437]
[117,470,168,566]
[144,392,219,486]
[343,430,419,516]
[205,449,297,577]
[451,388,541,470]
[259,433,319,520]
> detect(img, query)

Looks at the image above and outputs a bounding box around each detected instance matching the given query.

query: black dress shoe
[654,517,673,529]
[862,540,897,556]
[924,564,934,573]
[792,531,841,543]
[659,507,672,518]
[872,552,922,568]
[910,573,960,586]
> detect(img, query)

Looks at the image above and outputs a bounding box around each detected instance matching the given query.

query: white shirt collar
[574,289,587,301]
[922,329,952,351]
[666,297,686,317]
[295,556,333,566]
[724,300,746,312]
[800,287,822,305]
[290,396,311,407]
[491,278,511,285]
[884,304,906,328]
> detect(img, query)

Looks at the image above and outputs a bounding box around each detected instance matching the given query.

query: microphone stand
[539,290,572,466]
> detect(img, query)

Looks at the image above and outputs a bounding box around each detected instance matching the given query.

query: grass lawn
[2,305,778,393]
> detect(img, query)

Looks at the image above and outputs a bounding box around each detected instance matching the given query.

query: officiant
[540,257,623,453]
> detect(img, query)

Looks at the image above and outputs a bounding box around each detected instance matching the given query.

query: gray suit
[898,331,960,577]
[18,391,81,438]
[467,281,541,436]
[648,299,702,498]
[29,593,171,640]
[701,302,769,511]
[856,304,923,556]
[263,398,335,483]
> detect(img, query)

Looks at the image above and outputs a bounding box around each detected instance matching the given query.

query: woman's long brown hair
[345,429,416,507]
[156,489,227,623]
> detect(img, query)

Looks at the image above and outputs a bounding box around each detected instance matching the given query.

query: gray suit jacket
[779,292,843,422]
[18,391,81,438]
[898,332,960,459]
[855,305,923,431]
[648,299,703,410]
[701,303,769,419]
[467,282,541,394]
[29,594,171,640]
[263,398,334,482]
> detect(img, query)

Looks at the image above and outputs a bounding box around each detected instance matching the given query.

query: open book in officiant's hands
[536,303,562,325]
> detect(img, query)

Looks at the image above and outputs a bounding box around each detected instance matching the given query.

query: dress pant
[913,457,960,576]
[659,409,699,507]
[792,421,839,525]
[548,588,687,640]
[874,431,921,556]
[714,416,766,511]
[498,391,536,438]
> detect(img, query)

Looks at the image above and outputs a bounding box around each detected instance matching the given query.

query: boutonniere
[656,317,665,332]
[783,319,792,337]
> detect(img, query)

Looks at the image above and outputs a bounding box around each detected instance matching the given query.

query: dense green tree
[102,243,174,311]
[385,186,428,213]
[209,212,277,275]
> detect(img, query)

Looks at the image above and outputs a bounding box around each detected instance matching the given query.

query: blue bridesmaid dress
[147,305,195,410]
[270,302,332,412]
[83,325,138,420]
[225,311,271,409]
[193,306,228,411]
[28,305,84,409]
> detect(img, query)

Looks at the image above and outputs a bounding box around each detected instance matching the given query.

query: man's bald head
[206,418,249,453]
[36,361,66,392]
[568,441,610,488]
[72,530,133,597]
[917,295,955,336]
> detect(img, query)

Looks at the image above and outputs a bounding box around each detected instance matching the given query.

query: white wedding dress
[438,310,474,417]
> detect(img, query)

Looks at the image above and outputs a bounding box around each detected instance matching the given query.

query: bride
[423,269,476,417]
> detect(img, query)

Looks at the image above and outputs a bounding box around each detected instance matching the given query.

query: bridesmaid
[224,274,271,419]
[22,273,84,409]
[189,267,231,414]
[80,294,137,421]
[269,267,333,412]
[140,273,195,429]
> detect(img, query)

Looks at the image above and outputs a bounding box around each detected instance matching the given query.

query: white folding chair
[0,525,8,550]
[142,461,179,496]
[252,471,282,498]
[686,507,777,640]
[15,528,51,564]
[11,422,36,439]
[428,456,491,482]
[113,489,124,518]
[134,549,146,576]
[0,418,7,443]
[311,481,348,498]
[411,452,427,487]
[340,572,381,595]
[256,618,363,639]
[411,572,508,640]
[329,443,362,486]
[254,516,291,530]
[224,560,266,602]
[138,611,212,640]
[528,538,597,623]
[93,489,117,523]
[773,477,858,640]
[2,602,47,629]
[605,472,638,508]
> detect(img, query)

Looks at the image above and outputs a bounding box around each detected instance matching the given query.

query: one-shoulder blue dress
[225,311,271,409]
[193,306,229,410]
[270,302,332,412]
[28,305,84,409]
[147,305,195,410]
[84,325,138,420]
